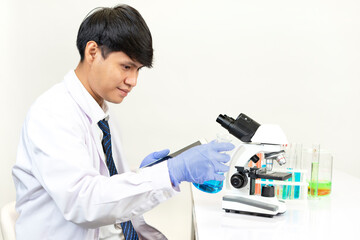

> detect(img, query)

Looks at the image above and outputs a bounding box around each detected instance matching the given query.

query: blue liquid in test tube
[294,171,301,199]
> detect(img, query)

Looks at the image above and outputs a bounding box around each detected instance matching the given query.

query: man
[12,4,234,240]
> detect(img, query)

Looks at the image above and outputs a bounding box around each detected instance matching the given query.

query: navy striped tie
[98,119,139,240]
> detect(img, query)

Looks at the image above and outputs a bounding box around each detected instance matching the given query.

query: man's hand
[140,149,170,168]
[167,141,235,187]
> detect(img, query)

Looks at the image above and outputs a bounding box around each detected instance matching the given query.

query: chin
[108,97,124,104]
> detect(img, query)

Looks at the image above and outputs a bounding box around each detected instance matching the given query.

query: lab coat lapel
[64,70,110,175]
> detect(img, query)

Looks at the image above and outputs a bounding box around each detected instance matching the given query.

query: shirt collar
[64,70,109,125]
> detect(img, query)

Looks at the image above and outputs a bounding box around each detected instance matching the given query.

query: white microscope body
[217,114,291,217]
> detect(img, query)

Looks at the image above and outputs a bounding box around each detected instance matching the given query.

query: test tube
[293,143,302,199]
[309,144,320,198]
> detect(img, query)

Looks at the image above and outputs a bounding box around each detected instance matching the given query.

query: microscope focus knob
[261,185,275,197]
[230,172,248,189]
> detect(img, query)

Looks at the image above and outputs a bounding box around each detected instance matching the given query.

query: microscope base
[222,194,286,217]
[223,208,276,218]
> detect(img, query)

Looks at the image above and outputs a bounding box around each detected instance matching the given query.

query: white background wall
[1,0,360,239]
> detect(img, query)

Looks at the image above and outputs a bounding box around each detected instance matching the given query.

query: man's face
[87,49,143,105]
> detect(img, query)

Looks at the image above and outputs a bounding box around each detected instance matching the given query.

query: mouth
[117,87,130,97]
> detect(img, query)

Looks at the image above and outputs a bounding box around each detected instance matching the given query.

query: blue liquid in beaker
[193,178,224,194]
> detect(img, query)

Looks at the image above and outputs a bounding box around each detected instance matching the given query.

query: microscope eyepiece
[216,113,260,142]
[216,114,234,128]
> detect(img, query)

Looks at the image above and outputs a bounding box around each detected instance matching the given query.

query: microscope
[217,113,292,217]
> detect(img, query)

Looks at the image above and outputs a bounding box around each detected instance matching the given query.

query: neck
[75,62,104,106]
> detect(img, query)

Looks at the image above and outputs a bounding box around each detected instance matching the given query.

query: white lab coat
[12,70,177,240]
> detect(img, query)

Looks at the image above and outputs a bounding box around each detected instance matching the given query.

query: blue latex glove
[167,141,235,187]
[140,149,170,168]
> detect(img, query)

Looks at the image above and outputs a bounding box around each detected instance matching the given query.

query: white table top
[191,170,360,240]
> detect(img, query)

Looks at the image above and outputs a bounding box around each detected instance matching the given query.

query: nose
[124,70,138,87]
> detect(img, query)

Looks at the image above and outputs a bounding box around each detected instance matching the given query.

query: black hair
[76,4,153,67]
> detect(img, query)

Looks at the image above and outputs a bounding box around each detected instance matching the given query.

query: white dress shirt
[12,70,177,240]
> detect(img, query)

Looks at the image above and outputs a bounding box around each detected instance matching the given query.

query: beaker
[310,152,332,197]
[303,145,333,198]
[192,177,224,194]
[193,133,232,194]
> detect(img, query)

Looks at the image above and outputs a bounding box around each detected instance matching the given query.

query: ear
[84,41,100,64]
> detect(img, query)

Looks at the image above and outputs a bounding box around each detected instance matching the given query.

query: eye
[121,65,131,70]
